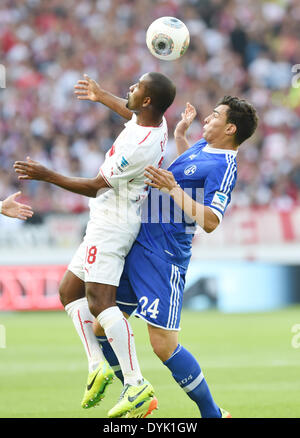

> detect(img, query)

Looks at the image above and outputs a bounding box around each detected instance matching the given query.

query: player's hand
[2,191,33,220]
[74,74,102,102]
[144,166,179,194]
[174,102,197,137]
[14,157,51,182]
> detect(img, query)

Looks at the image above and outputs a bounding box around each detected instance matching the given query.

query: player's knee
[150,336,175,363]
[58,280,80,308]
[151,343,165,361]
[148,327,178,362]
[59,272,85,308]
[86,289,100,317]
[58,281,68,307]
[86,285,115,316]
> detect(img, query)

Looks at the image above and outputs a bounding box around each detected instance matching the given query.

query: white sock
[65,297,105,373]
[97,306,143,386]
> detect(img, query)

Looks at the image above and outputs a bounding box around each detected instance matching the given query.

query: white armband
[207,206,223,224]
[0,201,2,214]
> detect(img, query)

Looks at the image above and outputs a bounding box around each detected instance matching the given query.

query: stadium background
[0,0,300,418]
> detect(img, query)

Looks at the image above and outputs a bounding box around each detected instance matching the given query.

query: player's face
[126,74,150,111]
[202,105,235,144]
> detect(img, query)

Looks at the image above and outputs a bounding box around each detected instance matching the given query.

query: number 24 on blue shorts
[116,242,186,331]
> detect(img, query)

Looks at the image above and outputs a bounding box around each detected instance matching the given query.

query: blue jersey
[136,138,237,269]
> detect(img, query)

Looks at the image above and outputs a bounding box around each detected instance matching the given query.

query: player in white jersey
[14,72,176,418]
[0,191,33,220]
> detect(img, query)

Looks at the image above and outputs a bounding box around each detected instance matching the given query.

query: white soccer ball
[146,16,190,61]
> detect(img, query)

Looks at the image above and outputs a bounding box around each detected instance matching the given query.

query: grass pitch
[0,307,300,418]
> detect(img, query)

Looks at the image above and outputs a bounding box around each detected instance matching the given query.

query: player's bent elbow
[203,222,218,233]
[201,209,220,233]
[193,217,218,233]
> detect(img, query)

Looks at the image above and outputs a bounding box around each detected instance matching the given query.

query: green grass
[1,306,300,418]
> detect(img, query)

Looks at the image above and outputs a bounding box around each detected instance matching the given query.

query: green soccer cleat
[81,360,115,409]
[220,408,232,418]
[125,396,158,418]
[107,379,155,418]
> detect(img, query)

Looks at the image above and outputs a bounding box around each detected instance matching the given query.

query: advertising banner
[0,265,66,311]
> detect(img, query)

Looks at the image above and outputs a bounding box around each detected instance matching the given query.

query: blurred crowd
[0,0,300,218]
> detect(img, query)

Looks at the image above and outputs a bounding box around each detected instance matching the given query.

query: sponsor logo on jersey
[116,156,129,173]
[120,156,129,168]
[184,164,197,176]
[189,154,197,160]
[211,191,228,211]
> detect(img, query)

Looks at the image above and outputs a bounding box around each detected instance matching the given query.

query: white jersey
[89,113,168,228]
[69,114,168,286]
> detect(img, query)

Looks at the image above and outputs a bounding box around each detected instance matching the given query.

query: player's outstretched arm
[144,165,219,233]
[0,191,33,220]
[14,157,109,198]
[174,102,197,156]
[74,74,133,120]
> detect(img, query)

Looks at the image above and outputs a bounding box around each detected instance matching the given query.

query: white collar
[203,144,238,156]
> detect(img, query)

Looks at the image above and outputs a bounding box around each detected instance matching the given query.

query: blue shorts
[116,242,186,331]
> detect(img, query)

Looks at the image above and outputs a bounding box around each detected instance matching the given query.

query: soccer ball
[146,17,190,61]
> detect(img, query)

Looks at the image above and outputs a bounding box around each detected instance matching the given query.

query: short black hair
[217,96,258,145]
[144,72,176,114]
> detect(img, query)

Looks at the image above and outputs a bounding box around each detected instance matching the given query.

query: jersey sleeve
[204,158,237,222]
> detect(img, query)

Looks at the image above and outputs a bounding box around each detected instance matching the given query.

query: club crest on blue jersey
[211,191,228,211]
[184,164,197,176]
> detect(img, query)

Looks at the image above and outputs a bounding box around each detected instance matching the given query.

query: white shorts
[68,216,140,287]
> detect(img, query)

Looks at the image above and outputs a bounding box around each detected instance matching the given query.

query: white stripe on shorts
[115,300,138,306]
[173,269,181,328]
[167,265,180,329]
[167,265,176,329]
[170,267,180,329]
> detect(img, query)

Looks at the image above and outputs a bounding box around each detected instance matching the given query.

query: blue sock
[96,336,124,384]
[163,344,221,418]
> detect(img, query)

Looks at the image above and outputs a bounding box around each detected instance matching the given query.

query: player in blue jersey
[93,97,258,418]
